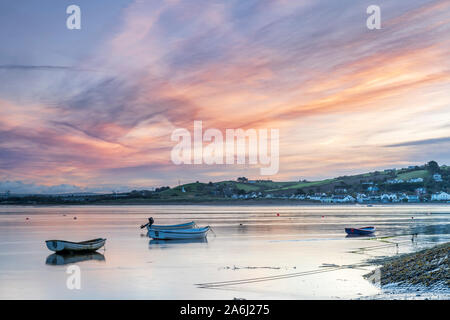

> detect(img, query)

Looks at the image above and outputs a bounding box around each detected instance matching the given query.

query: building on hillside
[335,195,355,203]
[381,193,397,202]
[386,179,404,184]
[415,188,426,195]
[407,195,420,203]
[433,174,443,182]
[407,178,423,183]
[320,196,333,203]
[334,188,347,194]
[431,192,450,201]
[356,193,368,203]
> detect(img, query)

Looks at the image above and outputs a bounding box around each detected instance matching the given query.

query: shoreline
[1,199,449,206]
[363,242,450,299]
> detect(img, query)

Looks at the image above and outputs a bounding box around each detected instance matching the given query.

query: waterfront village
[227,171,449,203]
[0,161,449,205]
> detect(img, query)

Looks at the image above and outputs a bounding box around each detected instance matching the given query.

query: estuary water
[0,204,449,299]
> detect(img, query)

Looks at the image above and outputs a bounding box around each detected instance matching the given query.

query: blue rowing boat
[345,226,376,235]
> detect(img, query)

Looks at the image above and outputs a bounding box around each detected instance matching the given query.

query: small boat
[345,226,376,235]
[148,226,210,240]
[140,217,197,231]
[45,238,106,253]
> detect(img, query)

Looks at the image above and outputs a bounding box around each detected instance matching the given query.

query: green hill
[1,161,448,205]
[149,162,448,201]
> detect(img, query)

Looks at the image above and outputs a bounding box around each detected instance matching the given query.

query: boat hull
[147,221,196,231]
[148,227,210,240]
[345,227,376,235]
[45,238,106,253]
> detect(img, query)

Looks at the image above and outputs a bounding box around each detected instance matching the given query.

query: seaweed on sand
[364,242,449,288]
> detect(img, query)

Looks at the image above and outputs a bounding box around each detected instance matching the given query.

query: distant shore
[1,199,450,206]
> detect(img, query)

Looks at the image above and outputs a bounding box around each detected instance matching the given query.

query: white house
[407,178,423,183]
[407,195,420,202]
[381,193,397,202]
[320,195,355,203]
[320,196,333,203]
[431,192,450,201]
[342,195,356,203]
[433,174,443,182]
[415,188,426,195]
[387,179,404,184]
[356,193,369,203]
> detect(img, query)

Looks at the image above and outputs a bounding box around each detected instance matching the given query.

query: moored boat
[345,226,376,235]
[148,226,210,240]
[45,238,106,253]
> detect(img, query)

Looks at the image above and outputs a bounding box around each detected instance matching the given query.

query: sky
[0,0,449,193]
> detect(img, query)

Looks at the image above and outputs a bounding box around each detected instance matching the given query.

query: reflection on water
[0,205,449,299]
[46,252,105,265]
[345,234,376,239]
[149,238,208,246]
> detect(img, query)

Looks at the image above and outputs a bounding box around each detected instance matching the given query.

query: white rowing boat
[148,226,210,240]
[45,238,106,253]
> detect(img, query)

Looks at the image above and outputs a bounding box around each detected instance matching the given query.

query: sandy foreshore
[363,242,449,299]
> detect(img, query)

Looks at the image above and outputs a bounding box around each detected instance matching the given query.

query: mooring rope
[209,226,217,237]
[196,234,423,289]
[196,233,428,289]
[195,265,357,288]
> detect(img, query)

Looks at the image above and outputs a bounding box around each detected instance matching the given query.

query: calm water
[0,205,449,299]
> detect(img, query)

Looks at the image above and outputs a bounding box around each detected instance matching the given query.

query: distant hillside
[1,161,449,205]
[156,162,448,199]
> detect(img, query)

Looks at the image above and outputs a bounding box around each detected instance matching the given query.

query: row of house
[386,177,424,184]
[380,173,442,185]
[228,191,450,203]
[357,193,419,203]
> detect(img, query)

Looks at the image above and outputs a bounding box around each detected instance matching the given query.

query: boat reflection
[345,234,376,239]
[149,238,208,246]
[46,252,105,265]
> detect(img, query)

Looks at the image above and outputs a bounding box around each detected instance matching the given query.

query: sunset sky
[0,0,449,193]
